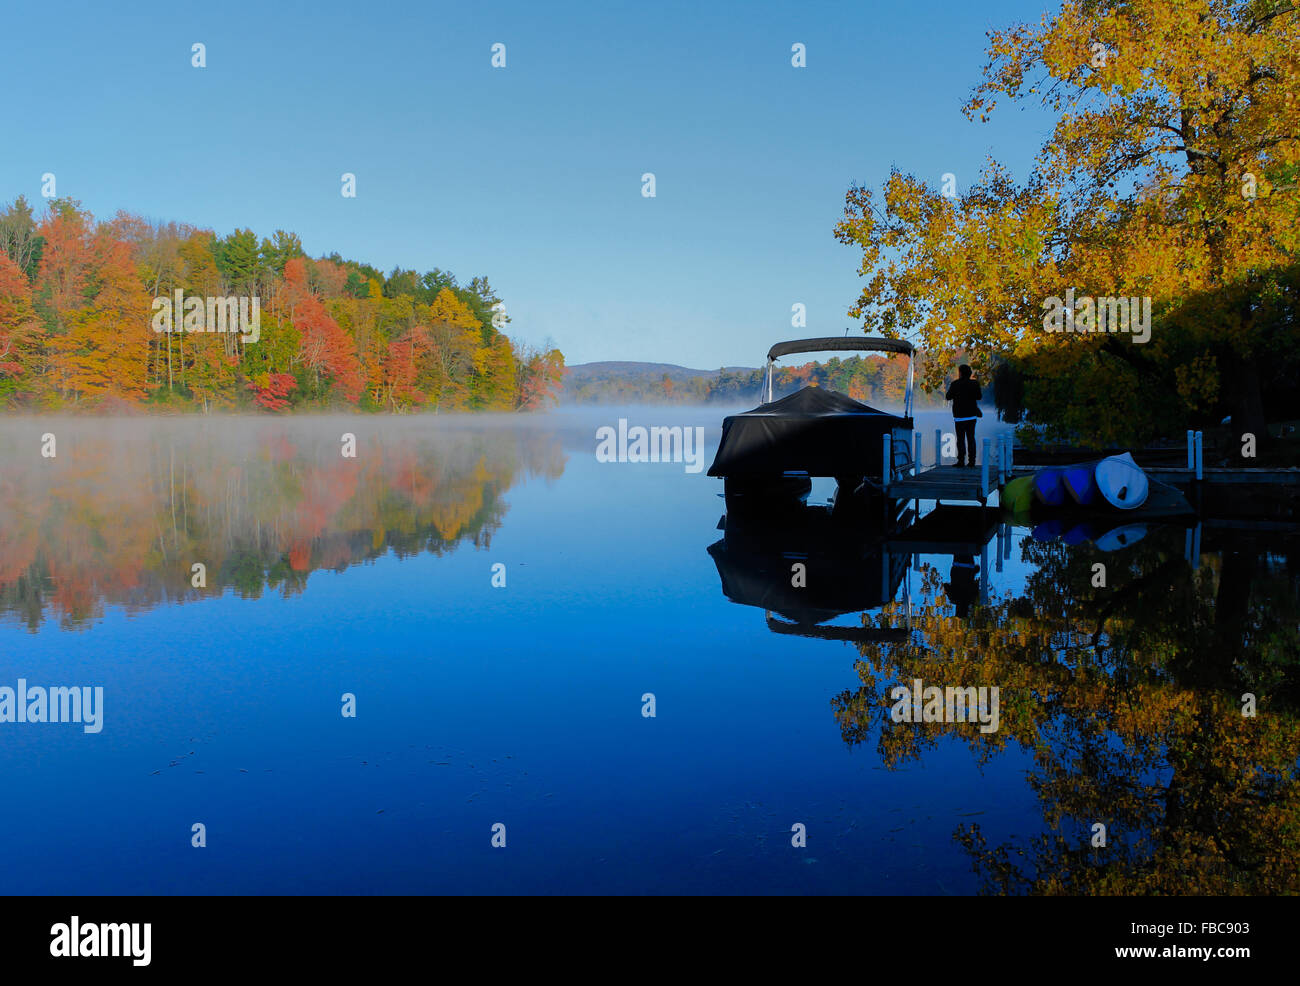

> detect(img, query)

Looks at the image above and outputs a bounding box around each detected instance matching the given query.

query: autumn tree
[515,345,565,410]
[48,229,152,403]
[35,199,96,341]
[0,253,41,399]
[834,0,1300,451]
[32,201,150,403]
[290,296,363,404]
[424,288,483,411]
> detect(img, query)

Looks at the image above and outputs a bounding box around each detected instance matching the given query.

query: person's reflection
[944,553,980,618]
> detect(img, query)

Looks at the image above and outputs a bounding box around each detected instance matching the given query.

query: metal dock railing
[882,431,1014,505]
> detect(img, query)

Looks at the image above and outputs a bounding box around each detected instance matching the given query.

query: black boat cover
[707,386,910,478]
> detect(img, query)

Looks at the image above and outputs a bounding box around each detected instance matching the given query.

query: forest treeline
[0,196,565,413]
[565,353,948,407]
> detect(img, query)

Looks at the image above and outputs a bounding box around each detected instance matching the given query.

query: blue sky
[1,0,1056,368]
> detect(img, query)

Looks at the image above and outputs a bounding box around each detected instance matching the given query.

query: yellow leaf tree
[834,0,1300,450]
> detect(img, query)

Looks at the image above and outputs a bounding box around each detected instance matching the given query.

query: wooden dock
[1137,467,1300,486]
[887,465,996,503]
[881,428,1300,517]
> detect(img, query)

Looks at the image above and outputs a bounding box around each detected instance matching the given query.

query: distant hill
[558,356,942,407]
[560,361,755,404]
[563,361,756,383]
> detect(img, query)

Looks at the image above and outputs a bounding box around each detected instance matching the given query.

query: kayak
[1062,459,1102,505]
[1006,452,1153,515]
[1032,468,1068,506]
[1001,475,1035,513]
[1095,452,1149,510]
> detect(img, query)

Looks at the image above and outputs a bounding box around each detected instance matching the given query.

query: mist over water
[0,415,565,630]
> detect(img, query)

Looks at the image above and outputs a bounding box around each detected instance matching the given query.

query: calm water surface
[1,411,1296,894]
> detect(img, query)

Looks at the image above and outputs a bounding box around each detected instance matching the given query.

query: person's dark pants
[955,420,977,466]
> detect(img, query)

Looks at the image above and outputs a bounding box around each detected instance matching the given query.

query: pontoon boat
[707,337,916,510]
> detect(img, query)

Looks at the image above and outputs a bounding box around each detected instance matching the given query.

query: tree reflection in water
[832,525,1300,894]
[0,417,566,630]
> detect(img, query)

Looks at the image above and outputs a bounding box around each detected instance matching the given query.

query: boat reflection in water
[707,498,1010,642]
[707,502,912,643]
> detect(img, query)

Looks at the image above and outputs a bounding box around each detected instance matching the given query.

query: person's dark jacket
[945,378,982,419]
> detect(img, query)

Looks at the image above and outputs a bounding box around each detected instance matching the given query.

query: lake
[1,410,1296,895]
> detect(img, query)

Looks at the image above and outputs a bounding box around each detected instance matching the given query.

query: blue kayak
[1032,468,1068,506]
[1062,459,1102,505]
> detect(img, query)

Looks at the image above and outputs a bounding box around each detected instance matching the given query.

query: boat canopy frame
[762,336,915,416]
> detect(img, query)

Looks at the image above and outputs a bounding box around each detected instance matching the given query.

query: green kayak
[1001,475,1035,513]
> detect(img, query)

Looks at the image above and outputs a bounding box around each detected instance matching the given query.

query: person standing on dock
[945,364,982,468]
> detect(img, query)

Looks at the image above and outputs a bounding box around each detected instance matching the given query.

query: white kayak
[1094,452,1149,510]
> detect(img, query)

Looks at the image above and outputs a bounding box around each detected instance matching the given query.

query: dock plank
[887,464,994,502]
